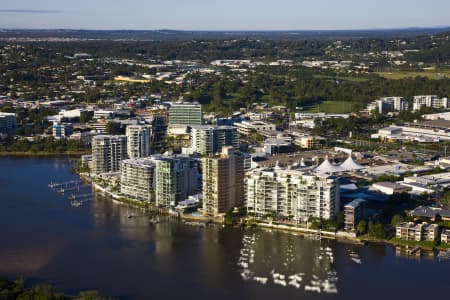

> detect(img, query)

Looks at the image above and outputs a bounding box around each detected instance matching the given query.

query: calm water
[0,157,449,300]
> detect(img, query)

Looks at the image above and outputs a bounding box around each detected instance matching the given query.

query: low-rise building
[441,229,450,244]
[344,198,365,231]
[396,222,439,242]
[372,121,450,143]
[371,181,411,195]
[235,120,276,135]
[410,206,450,222]
[396,222,423,241]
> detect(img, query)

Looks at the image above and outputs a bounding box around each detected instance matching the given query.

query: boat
[305,285,321,293]
[273,279,287,286]
[70,200,83,207]
[351,257,362,264]
[288,279,301,288]
[254,277,268,284]
[322,281,338,294]
[240,269,252,280]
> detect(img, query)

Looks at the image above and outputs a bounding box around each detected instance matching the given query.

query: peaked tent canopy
[315,158,343,174]
[340,156,365,171]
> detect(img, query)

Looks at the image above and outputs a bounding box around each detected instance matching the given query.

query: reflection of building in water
[237,230,338,294]
[199,227,233,289]
[395,246,435,261]
[91,194,153,242]
[153,223,173,255]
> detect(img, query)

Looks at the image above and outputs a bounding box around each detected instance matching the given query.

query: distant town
[1,30,450,258]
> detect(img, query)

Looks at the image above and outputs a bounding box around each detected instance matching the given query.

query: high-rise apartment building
[150,114,167,152]
[245,167,340,223]
[169,102,203,125]
[413,95,449,111]
[126,125,152,158]
[190,125,238,155]
[120,158,156,202]
[201,147,244,216]
[92,135,127,174]
[154,155,198,208]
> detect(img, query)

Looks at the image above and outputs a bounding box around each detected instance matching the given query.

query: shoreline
[0,151,89,157]
[77,172,449,253]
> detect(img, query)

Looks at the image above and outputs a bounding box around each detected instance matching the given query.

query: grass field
[302,100,359,113]
[376,70,450,80]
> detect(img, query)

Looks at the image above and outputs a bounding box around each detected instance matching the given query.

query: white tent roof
[340,156,365,171]
[315,158,343,174]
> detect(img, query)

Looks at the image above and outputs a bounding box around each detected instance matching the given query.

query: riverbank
[0,151,89,157]
[77,171,447,252]
[0,278,106,300]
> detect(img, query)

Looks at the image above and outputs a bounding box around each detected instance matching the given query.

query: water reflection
[395,246,436,261]
[237,230,338,294]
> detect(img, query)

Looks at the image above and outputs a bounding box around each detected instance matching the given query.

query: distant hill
[1,27,450,40]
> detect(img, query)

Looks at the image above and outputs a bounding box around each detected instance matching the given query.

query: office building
[52,122,73,139]
[201,147,244,216]
[92,135,127,174]
[120,158,156,202]
[366,97,408,114]
[245,167,340,223]
[126,125,152,158]
[169,102,202,125]
[0,112,17,136]
[190,125,238,155]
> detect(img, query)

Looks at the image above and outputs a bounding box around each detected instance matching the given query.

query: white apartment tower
[126,125,152,159]
[245,167,340,223]
[120,158,156,202]
[92,135,127,174]
[413,95,449,111]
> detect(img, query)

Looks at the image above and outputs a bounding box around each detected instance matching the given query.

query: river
[0,157,449,299]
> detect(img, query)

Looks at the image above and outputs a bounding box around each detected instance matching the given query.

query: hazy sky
[0,0,449,30]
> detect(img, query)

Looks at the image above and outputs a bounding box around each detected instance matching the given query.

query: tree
[441,190,450,209]
[357,220,367,235]
[106,122,125,135]
[368,221,385,239]
[391,214,405,228]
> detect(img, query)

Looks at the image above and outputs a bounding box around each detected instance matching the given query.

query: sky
[0,0,449,31]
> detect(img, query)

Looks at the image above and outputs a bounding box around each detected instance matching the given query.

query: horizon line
[1,25,450,32]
